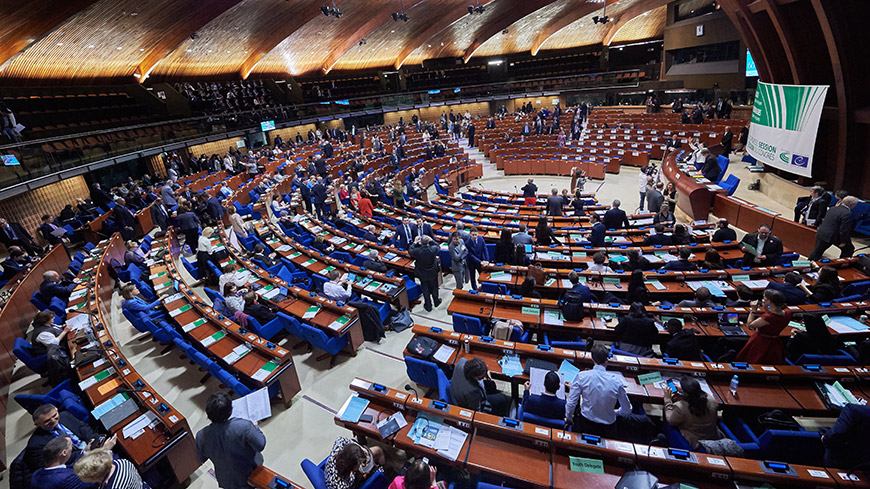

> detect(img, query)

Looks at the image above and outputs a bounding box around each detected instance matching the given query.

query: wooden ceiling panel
[0,0,211,82]
[542,0,647,51]
[610,4,667,44]
[150,0,315,79]
[470,0,574,58]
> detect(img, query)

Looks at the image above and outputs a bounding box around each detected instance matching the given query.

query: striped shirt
[102,460,144,489]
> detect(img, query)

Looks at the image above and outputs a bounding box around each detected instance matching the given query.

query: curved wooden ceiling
[0,0,668,83]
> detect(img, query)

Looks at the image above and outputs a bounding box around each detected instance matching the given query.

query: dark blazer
[177,211,200,232]
[31,465,98,489]
[701,154,720,182]
[662,328,704,361]
[150,204,170,231]
[535,225,560,246]
[646,189,664,213]
[244,302,277,325]
[546,195,563,217]
[0,222,34,248]
[25,411,98,470]
[614,315,658,350]
[822,403,870,469]
[253,253,279,269]
[570,283,594,303]
[720,131,733,155]
[766,281,807,306]
[1,257,26,280]
[494,241,513,264]
[711,227,737,242]
[465,236,487,269]
[521,183,537,198]
[311,183,328,205]
[522,391,566,421]
[409,242,440,281]
[804,197,828,226]
[362,259,388,273]
[448,358,486,411]
[124,250,145,267]
[39,223,64,245]
[602,208,629,229]
[816,205,853,244]
[395,223,418,250]
[622,256,650,272]
[641,233,672,246]
[114,205,136,232]
[662,259,698,271]
[416,223,435,241]
[206,196,225,221]
[40,279,76,303]
[739,232,783,266]
[589,222,606,247]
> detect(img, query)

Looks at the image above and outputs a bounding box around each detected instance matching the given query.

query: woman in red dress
[735,289,790,364]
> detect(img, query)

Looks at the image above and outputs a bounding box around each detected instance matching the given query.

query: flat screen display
[260,120,276,131]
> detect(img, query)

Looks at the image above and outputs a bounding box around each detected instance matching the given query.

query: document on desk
[558,359,580,381]
[67,313,91,331]
[69,288,88,301]
[433,344,455,364]
[437,426,468,462]
[827,316,870,333]
[122,411,158,439]
[740,280,771,288]
[498,354,523,377]
[338,394,369,423]
[232,387,271,422]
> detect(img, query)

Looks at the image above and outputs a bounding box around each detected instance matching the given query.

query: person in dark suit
[39,215,66,246]
[521,179,538,206]
[602,200,630,229]
[546,188,563,217]
[720,126,733,156]
[196,392,267,489]
[535,218,561,246]
[522,371,566,421]
[662,247,699,271]
[409,236,441,311]
[252,243,279,269]
[739,224,783,266]
[315,157,328,176]
[149,197,170,237]
[243,291,277,324]
[299,178,313,214]
[796,186,830,227]
[765,272,807,305]
[567,271,593,302]
[1,247,32,281]
[311,177,328,220]
[809,196,858,261]
[361,249,388,273]
[711,218,737,242]
[395,216,417,250]
[700,149,720,182]
[113,198,137,241]
[641,224,672,246]
[123,240,145,267]
[622,249,650,272]
[588,213,606,247]
[661,319,703,361]
[822,403,870,469]
[465,227,487,288]
[206,193,225,223]
[414,217,434,241]
[449,357,510,416]
[466,123,475,147]
[90,183,112,208]
[30,435,102,489]
[0,217,40,255]
[40,270,77,303]
[25,404,100,471]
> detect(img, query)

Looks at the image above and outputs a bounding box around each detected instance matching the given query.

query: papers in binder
[67,313,90,331]
[338,394,369,423]
[232,387,271,422]
[122,411,158,439]
[303,306,320,319]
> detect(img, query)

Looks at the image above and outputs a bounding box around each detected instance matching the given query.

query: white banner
[747,81,828,177]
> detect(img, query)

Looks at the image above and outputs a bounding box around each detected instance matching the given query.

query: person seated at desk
[243,291,278,325]
[587,251,614,273]
[662,247,698,272]
[619,249,649,272]
[123,240,145,267]
[671,223,692,245]
[641,224,672,247]
[522,371,567,420]
[613,302,658,356]
[312,235,335,255]
[361,225,381,245]
[702,248,726,270]
[512,224,534,249]
[602,200,630,229]
[738,224,783,267]
[1,246,33,281]
[726,284,754,307]
[565,345,632,438]
[323,270,354,303]
[358,191,374,218]
[797,265,841,303]
[31,436,100,489]
[25,404,101,471]
[362,249,388,273]
[120,283,165,321]
[223,283,245,313]
[821,403,870,469]
[765,271,807,305]
[449,357,511,416]
[785,313,843,363]
[388,459,443,489]
[626,269,650,305]
[652,203,675,227]
[40,270,79,303]
[711,218,737,242]
[252,243,279,269]
[29,310,71,357]
[663,376,721,450]
[494,229,514,264]
[218,263,250,295]
[662,319,703,361]
[325,437,386,489]
[676,286,716,308]
[563,271,592,303]
[74,448,146,489]
[518,277,541,298]
[700,149,720,182]
[534,218,560,247]
[735,289,790,364]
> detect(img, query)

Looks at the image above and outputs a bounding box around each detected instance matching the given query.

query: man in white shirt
[322,270,353,303]
[565,345,631,437]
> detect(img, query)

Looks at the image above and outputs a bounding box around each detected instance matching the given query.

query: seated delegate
[522,371,566,420]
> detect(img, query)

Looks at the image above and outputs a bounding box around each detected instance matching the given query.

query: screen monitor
[2,155,21,166]
[260,120,276,131]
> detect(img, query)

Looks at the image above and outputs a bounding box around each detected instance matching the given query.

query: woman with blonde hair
[75,449,147,489]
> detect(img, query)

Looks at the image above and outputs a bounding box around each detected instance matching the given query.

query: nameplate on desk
[521,306,540,316]
[569,456,604,474]
[170,305,192,317]
[303,306,320,319]
[183,318,207,332]
[155,280,173,290]
[78,367,116,390]
[602,277,621,285]
[637,372,662,385]
[328,315,351,331]
[149,271,167,280]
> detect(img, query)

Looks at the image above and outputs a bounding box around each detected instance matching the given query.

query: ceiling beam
[0,0,101,72]
[462,0,559,63]
[320,3,402,74]
[530,0,621,56]
[393,0,498,70]
[239,0,324,79]
[134,0,244,81]
[601,0,669,46]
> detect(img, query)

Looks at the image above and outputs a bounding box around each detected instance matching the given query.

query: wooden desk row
[713,193,819,258]
[341,378,868,489]
[65,234,198,484]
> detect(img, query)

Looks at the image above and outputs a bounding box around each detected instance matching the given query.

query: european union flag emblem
[791,154,809,168]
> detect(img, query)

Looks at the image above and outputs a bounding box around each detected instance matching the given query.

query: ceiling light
[488,60,504,65]
[56,42,63,46]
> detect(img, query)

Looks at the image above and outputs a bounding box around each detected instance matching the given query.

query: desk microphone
[404,384,419,399]
[117,387,151,394]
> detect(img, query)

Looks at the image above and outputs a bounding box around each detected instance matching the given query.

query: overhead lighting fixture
[359,38,367,46]
[502,29,509,35]
[592,0,609,24]
[488,59,504,65]
[320,1,342,18]
[468,0,485,14]
[392,0,408,21]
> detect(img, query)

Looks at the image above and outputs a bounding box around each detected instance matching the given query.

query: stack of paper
[232,387,272,422]
[433,345,455,363]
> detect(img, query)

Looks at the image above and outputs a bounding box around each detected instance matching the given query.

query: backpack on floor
[388,308,414,333]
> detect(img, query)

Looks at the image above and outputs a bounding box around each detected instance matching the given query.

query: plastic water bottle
[729,375,739,397]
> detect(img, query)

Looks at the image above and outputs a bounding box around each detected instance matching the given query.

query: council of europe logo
[791,154,809,168]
